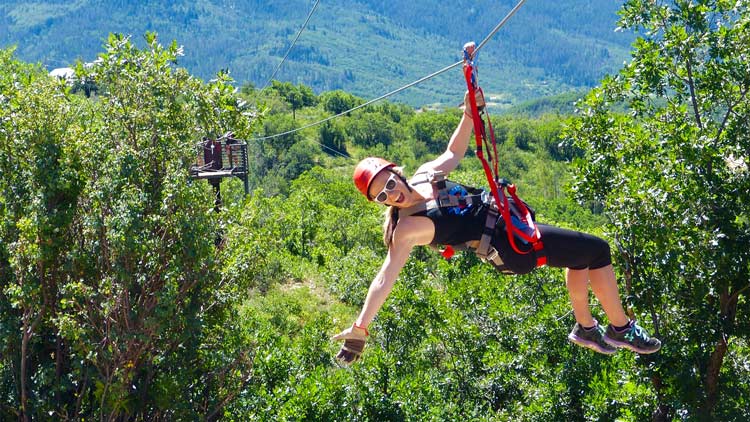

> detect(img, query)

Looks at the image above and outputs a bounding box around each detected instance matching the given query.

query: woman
[332,92,661,365]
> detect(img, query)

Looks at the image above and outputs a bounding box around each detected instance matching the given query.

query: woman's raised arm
[416,93,481,176]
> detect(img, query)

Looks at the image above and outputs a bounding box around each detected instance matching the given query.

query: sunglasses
[373,173,399,203]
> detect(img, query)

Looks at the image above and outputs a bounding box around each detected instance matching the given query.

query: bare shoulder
[392,215,434,247]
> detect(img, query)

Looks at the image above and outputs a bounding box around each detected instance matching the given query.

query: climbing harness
[399,170,540,273]
[462,43,547,269]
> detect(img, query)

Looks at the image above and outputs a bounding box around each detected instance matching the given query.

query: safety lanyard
[462,46,546,266]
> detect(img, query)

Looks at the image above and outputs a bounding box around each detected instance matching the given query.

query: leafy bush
[0,33,257,420]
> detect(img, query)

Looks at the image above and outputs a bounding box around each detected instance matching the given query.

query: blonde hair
[381,166,407,247]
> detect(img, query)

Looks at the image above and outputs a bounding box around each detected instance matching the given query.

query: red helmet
[353,157,396,200]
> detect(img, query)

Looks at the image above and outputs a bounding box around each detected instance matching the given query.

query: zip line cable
[475,0,526,53]
[252,60,463,142]
[252,60,465,160]
[251,0,526,146]
[260,0,321,92]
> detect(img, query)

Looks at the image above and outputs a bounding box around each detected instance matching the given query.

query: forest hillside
[0,0,632,106]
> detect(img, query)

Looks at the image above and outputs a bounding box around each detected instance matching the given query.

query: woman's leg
[588,264,629,327]
[566,266,629,327]
[537,224,628,325]
[566,268,595,327]
[536,224,660,352]
[565,267,618,354]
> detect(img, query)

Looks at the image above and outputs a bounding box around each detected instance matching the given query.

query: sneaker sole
[603,337,661,354]
[568,333,617,355]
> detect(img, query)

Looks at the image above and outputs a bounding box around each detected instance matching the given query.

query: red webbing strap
[501,184,547,267]
[463,63,503,217]
[463,55,546,268]
[486,117,500,178]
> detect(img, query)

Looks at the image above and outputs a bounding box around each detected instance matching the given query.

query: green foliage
[409,110,461,154]
[346,109,404,149]
[267,80,318,119]
[320,89,363,115]
[568,1,750,419]
[248,113,321,196]
[5,1,749,417]
[319,120,348,156]
[0,32,257,419]
[506,90,588,117]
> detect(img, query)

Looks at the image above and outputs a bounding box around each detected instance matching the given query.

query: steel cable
[250,0,526,146]
[260,0,321,92]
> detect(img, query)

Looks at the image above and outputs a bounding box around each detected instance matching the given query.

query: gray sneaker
[604,320,661,354]
[568,320,617,355]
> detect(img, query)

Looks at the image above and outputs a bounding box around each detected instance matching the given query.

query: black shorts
[490,223,612,274]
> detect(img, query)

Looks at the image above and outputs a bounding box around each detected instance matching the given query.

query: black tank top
[408,180,489,246]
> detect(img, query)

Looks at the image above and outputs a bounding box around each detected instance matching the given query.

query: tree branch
[730,283,750,303]
[716,86,748,141]
[205,350,255,422]
[685,59,704,130]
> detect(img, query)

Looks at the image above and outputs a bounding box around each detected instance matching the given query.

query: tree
[0,47,84,421]
[409,110,460,154]
[568,1,750,420]
[268,80,318,119]
[344,111,402,149]
[319,120,347,155]
[0,32,257,420]
[320,89,363,115]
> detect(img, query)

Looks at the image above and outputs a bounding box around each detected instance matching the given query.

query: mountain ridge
[0,0,634,107]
